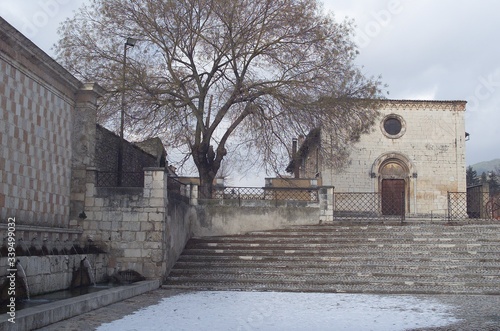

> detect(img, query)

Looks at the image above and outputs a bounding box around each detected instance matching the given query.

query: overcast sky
[1,0,499,177]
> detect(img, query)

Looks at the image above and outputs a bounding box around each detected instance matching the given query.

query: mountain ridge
[469,158,500,174]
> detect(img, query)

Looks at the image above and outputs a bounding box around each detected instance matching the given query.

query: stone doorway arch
[380,160,408,215]
[371,153,415,215]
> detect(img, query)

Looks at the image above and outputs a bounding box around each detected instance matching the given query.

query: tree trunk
[193,142,223,199]
[198,166,216,199]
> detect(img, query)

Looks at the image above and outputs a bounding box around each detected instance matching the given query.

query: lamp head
[125,37,137,47]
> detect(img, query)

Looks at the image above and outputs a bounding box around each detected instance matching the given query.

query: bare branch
[55,0,384,191]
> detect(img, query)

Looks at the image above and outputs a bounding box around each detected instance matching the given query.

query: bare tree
[55,0,384,197]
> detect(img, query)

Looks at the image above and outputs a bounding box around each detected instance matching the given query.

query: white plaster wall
[323,100,466,216]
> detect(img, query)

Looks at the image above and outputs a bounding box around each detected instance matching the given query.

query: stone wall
[165,193,195,272]
[193,187,334,236]
[80,168,192,280]
[0,254,108,298]
[323,100,466,217]
[0,18,84,227]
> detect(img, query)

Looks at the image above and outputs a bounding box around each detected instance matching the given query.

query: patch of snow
[96,291,459,331]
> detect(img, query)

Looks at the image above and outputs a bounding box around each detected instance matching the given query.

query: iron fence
[167,177,190,204]
[448,191,496,221]
[96,171,144,187]
[332,192,405,222]
[207,186,319,203]
[487,194,500,219]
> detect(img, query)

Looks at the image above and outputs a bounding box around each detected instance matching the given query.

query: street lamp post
[117,37,137,186]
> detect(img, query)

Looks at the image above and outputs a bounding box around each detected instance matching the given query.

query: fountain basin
[0,279,159,330]
[0,283,115,313]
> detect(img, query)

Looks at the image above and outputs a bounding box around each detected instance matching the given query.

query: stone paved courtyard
[35,288,500,330]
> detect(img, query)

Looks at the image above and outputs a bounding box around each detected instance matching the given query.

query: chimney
[292,138,299,179]
[292,138,298,157]
[298,134,305,147]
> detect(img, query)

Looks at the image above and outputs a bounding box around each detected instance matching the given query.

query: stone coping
[0,280,160,331]
[0,224,82,234]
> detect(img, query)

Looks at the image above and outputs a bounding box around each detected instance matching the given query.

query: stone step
[166,270,500,285]
[243,232,500,238]
[176,256,500,268]
[196,233,500,242]
[179,248,500,258]
[190,234,500,242]
[172,260,500,271]
[164,223,500,295]
[168,267,500,280]
[186,241,500,250]
[223,231,500,239]
[242,226,500,237]
[176,255,500,268]
[162,281,500,295]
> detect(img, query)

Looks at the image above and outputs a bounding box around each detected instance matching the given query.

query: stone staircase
[162,223,500,294]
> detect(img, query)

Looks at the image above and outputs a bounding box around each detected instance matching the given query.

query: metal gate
[333,191,405,222]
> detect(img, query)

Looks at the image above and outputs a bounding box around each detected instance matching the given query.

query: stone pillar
[142,167,167,279]
[480,182,490,219]
[70,83,104,223]
[190,184,199,206]
[72,83,104,167]
[319,186,334,222]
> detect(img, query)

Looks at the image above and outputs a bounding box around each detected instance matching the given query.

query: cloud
[0,0,87,56]
[2,0,498,169]
[322,0,500,164]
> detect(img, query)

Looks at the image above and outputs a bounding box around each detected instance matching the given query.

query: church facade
[293,100,467,217]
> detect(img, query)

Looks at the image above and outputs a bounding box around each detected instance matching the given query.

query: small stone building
[290,100,467,217]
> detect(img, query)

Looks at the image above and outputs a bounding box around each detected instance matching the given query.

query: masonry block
[144,242,162,250]
[84,197,95,207]
[71,193,85,201]
[154,222,164,231]
[123,249,142,258]
[144,174,154,189]
[85,183,96,196]
[136,232,147,242]
[123,212,139,223]
[140,221,154,231]
[150,188,164,199]
[100,221,112,231]
[148,232,162,242]
[150,249,164,263]
[148,212,164,223]
[121,231,136,241]
[148,198,165,207]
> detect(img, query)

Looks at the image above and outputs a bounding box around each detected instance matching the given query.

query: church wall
[323,100,466,216]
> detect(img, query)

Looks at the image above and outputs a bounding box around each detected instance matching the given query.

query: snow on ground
[96,291,460,331]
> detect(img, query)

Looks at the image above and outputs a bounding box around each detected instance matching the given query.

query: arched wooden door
[380,161,407,216]
[381,179,405,215]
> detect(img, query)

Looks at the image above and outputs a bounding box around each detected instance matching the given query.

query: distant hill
[470,159,500,175]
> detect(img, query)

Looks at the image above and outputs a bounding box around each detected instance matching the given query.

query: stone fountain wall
[0,253,108,298]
